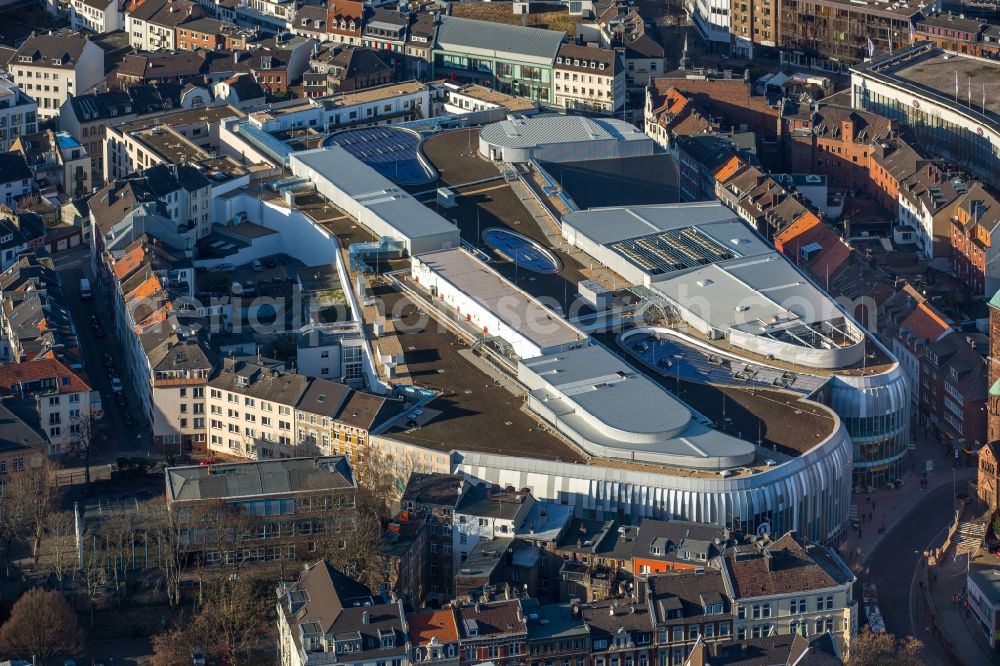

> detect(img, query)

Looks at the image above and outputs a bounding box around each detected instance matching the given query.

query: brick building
[779,102,896,191]
[456,600,528,666]
[912,12,1000,58]
[175,17,254,51]
[401,473,468,605]
[978,442,1000,512]
[920,333,988,457]
[985,290,1000,444]
[950,182,1000,297]
[630,519,727,576]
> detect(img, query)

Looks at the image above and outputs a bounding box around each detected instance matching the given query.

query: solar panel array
[323,127,435,185]
[609,226,737,276]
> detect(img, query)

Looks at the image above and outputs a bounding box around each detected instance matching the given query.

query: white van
[79,277,92,300]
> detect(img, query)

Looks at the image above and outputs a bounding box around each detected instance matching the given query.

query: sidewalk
[921,546,1000,666]
[838,429,976,566]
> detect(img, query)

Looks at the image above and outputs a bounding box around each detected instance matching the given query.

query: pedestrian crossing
[955,521,986,555]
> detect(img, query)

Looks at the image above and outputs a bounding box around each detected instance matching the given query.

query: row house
[456,600,528,666]
[327,0,365,46]
[896,161,968,260]
[167,457,358,569]
[892,299,953,415]
[361,8,409,76]
[380,513,429,607]
[59,84,190,185]
[207,356,309,460]
[11,33,105,120]
[0,77,38,153]
[778,102,895,193]
[522,600,590,666]
[115,51,207,87]
[71,0,123,33]
[276,560,407,666]
[0,358,99,455]
[175,17,255,50]
[648,569,733,664]
[593,1,665,88]
[715,162,817,240]
[126,0,206,52]
[409,608,461,666]
[10,130,91,200]
[553,43,624,114]
[720,532,856,656]
[920,332,989,454]
[630,519,729,577]
[951,182,1000,297]
[581,599,654,666]
[101,235,205,450]
[304,45,392,97]
[401,473,469,605]
[0,258,77,364]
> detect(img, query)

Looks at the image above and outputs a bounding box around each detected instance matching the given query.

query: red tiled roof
[408,609,460,646]
[0,358,91,395]
[899,302,952,346]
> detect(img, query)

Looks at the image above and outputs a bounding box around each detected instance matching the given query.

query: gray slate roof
[435,15,565,65]
[165,455,355,502]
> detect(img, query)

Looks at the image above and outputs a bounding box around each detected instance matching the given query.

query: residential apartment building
[276,560,408,666]
[0,77,38,153]
[523,600,590,666]
[379,514,428,607]
[648,570,734,664]
[950,182,1000,297]
[175,17,254,50]
[71,0,122,33]
[305,45,392,97]
[126,0,205,52]
[454,486,536,573]
[409,609,461,666]
[456,600,528,666]
[0,254,77,364]
[401,472,468,605]
[11,130,92,199]
[779,102,896,192]
[294,379,405,460]
[165,457,357,568]
[326,0,364,46]
[630,519,728,576]
[0,402,49,481]
[0,153,34,208]
[553,44,624,113]
[207,357,308,460]
[721,532,856,656]
[0,358,99,455]
[11,34,105,120]
[919,332,988,454]
[581,599,654,666]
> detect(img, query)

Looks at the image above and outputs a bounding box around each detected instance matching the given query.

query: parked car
[110,377,123,393]
[122,412,133,426]
[116,393,127,407]
[192,649,206,666]
[262,257,277,268]
[251,259,263,272]
[211,263,236,272]
[103,353,115,369]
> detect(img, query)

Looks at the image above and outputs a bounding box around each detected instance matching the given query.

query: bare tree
[147,501,186,607]
[70,415,105,485]
[0,472,32,576]
[151,627,197,666]
[43,510,78,592]
[101,507,138,607]
[849,629,924,666]
[6,456,62,568]
[0,588,83,662]
[79,533,107,628]
[190,573,269,664]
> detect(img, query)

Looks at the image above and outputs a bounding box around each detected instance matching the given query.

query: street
[867,481,954,665]
[52,246,152,463]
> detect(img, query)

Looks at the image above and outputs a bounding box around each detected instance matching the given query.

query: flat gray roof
[521,345,757,467]
[561,202,750,246]
[291,146,459,241]
[480,116,650,151]
[970,568,1000,606]
[165,456,355,502]
[415,247,586,350]
[435,15,565,65]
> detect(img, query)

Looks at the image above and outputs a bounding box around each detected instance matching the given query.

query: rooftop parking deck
[375,285,585,462]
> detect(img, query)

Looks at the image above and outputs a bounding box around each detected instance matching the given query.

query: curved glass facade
[827,364,910,490]
[454,411,854,545]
